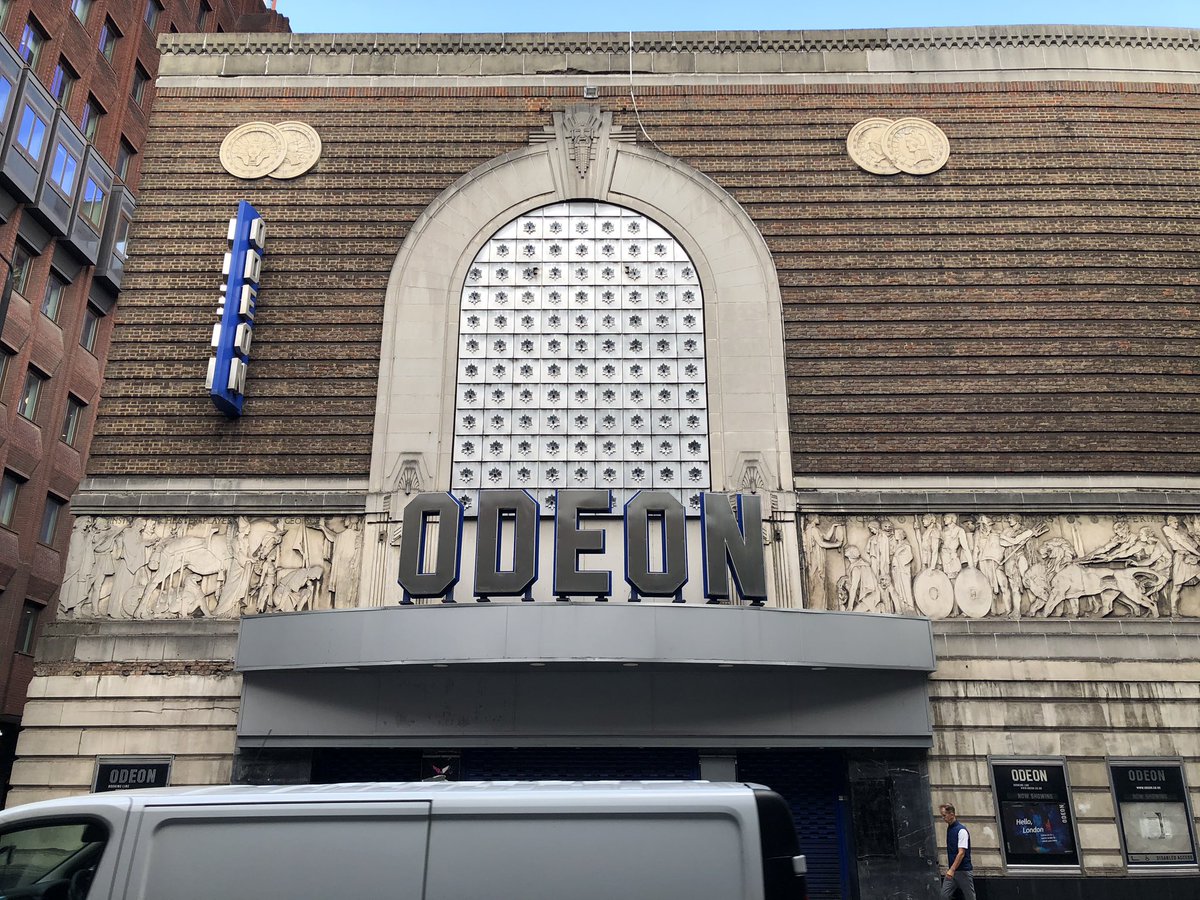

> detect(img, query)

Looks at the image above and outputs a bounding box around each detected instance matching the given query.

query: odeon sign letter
[398,489,768,605]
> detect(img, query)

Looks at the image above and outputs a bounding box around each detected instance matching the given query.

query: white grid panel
[451,201,711,515]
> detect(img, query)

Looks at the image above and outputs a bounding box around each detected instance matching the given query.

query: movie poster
[1110,762,1197,866]
[991,761,1080,867]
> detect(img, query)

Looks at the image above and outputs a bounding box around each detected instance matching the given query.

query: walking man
[939,803,975,900]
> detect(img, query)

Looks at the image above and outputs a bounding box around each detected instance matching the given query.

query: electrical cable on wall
[628,31,666,154]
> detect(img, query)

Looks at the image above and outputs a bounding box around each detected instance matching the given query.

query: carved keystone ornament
[220,121,322,180]
[847,117,949,176]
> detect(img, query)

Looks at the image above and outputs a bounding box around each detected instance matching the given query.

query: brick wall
[91,81,1200,478]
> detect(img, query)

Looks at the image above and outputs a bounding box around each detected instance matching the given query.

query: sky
[271,0,1195,35]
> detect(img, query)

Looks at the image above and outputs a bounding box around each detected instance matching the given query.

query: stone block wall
[6,620,240,807]
[928,619,1200,874]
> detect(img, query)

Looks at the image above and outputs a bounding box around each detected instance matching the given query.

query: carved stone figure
[939,514,973,579]
[111,518,149,617]
[135,521,227,619]
[842,546,881,613]
[864,520,894,611]
[1133,526,1172,608]
[1000,514,1044,614]
[1162,515,1200,616]
[919,513,941,571]
[320,517,363,610]
[890,530,916,614]
[973,516,1010,616]
[84,517,120,616]
[1080,520,1138,566]
[58,519,95,617]
[251,530,284,614]
[802,516,843,610]
[1031,537,1162,619]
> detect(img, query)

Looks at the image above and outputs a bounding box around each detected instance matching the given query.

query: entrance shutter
[737,750,847,900]
[462,747,700,780]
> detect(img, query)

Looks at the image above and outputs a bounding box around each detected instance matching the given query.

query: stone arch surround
[370,109,789,500]
[362,106,794,604]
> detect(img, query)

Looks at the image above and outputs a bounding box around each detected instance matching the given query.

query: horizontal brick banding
[94,81,1200,477]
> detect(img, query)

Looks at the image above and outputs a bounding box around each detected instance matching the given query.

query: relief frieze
[58,515,363,620]
[802,512,1200,619]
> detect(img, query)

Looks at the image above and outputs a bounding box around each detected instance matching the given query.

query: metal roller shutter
[311,747,423,782]
[737,750,848,900]
[462,747,701,780]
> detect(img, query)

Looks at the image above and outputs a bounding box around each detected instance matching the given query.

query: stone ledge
[72,476,368,515]
[934,618,1200,636]
[154,26,1200,82]
[796,488,1200,514]
[158,26,1200,57]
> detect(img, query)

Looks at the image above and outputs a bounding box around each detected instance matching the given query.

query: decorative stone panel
[802,512,1200,619]
[58,514,364,620]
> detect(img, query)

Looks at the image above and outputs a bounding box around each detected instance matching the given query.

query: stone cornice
[155,25,1200,84]
[159,26,1200,56]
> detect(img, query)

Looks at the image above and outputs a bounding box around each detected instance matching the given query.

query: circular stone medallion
[954,567,994,618]
[882,117,950,175]
[846,117,899,175]
[268,121,323,180]
[220,122,287,180]
[914,568,955,618]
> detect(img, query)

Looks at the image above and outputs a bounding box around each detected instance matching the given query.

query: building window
[99,17,121,64]
[71,0,91,25]
[197,1,212,30]
[16,601,40,654]
[11,243,34,297]
[81,95,104,141]
[144,0,163,30]
[116,138,136,181]
[15,104,49,162]
[113,214,131,259]
[131,63,150,105]
[0,345,11,393]
[17,18,46,68]
[80,177,106,229]
[61,394,86,446]
[17,369,46,421]
[80,304,101,352]
[0,471,21,528]
[51,58,78,107]
[0,0,10,29]
[48,142,80,196]
[41,271,67,322]
[38,494,65,545]
[450,201,712,514]
[0,75,12,127]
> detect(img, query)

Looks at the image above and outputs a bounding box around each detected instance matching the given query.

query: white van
[0,782,808,900]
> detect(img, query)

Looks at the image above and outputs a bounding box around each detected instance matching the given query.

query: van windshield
[0,821,107,890]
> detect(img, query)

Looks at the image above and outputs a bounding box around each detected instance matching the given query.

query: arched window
[450,201,710,514]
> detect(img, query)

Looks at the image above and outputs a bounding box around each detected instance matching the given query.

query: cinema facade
[9,25,1200,900]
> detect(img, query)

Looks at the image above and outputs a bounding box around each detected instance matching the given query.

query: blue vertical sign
[207,200,265,417]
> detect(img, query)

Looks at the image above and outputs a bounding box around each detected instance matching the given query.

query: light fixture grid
[452,201,711,515]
